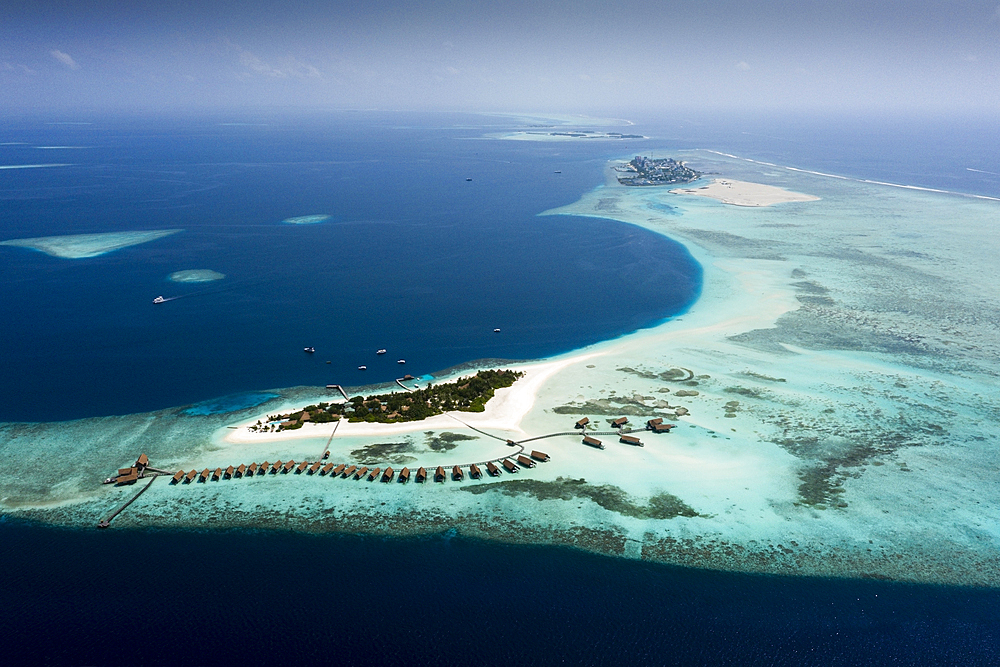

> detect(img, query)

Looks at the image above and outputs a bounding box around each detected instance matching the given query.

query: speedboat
[153,296,165,304]
[377,349,387,355]
[397,359,405,364]
[358,365,367,370]
[304,347,315,353]
[494,328,501,333]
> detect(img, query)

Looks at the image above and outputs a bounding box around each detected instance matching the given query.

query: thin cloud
[230,42,322,79]
[736,61,751,71]
[50,50,79,70]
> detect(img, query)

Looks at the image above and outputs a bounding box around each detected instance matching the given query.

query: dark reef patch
[461,477,701,520]
[348,441,417,465]
[424,431,477,452]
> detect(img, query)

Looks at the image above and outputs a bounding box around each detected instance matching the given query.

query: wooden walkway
[97,475,159,528]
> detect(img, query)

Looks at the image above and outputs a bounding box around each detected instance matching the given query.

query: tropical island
[615,155,701,186]
[252,369,524,432]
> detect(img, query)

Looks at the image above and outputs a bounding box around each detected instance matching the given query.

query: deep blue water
[1,520,997,667]
[0,112,700,422]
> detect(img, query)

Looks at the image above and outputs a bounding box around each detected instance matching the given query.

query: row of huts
[166,450,552,486]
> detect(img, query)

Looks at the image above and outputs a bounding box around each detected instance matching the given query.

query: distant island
[252,369,524,432]
[615,156,701,186]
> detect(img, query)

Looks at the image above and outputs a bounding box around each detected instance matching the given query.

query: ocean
[2,110,999,664]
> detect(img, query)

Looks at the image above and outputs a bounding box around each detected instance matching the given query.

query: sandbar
[283,214,330,225]
[0,229,182,259]
[670,178,819,206]
[169,269,225,283]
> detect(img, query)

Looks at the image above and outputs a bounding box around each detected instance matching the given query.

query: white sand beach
[670,178,819,206]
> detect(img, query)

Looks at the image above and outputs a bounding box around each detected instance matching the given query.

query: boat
[554,170,562,173]
[377,349,387,355]
[304,347,315,353]
[397,359,405,364]
[152,296,165,304]
[493,328,501,333]
[358,365,367,370]
[466,178,473,181]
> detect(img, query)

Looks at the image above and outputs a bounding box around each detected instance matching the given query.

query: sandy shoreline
[670,178,819,206]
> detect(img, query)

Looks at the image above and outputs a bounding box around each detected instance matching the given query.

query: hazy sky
[2,0,998,115]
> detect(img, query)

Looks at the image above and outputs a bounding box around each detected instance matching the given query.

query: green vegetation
[261,369,523,430]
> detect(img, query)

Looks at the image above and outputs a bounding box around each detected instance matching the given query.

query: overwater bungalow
[116,470,138,485]
[199,468,211,482]
[368,467,381,481]
[333,464,346,476]
[652,422,674,434]
[172,470,185,484]
[399,467,411,483]
[260,461,270,475]
[435,466,446,482]
[343,465,357,478]
[185,469,198,483]
[225,465,235,479]
[582,436,604,449]
[486,462,501,477]
[469,464,482,479]
[382,467,394,483]
[612,417,629,428]
[283,460,296,473]
[271,461,283,473]
[530,450,550,462]
[452,465,464,481]
[502,459,519,473]
[248,462,259,476]
[237,464,246,477]
[321,463,334,475]
[309,462,322,474]
[575,417,590,429]
[356,466,369,479]
[297,461,309,473]
[118,467,135,477]
[506,439,517,447]
[516,454,535,468]
[416,467,427,483]
[136,453,149,469]
[620,434,643,446]
[212,468,222,481]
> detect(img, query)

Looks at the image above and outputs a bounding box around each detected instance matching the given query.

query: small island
[250,369,524,432]
[615,156,701,186]
[283,214,331,225]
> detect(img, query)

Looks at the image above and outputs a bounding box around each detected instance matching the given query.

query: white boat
[494,328,501,333]
[358,365,367,370]
[377,349,387,355]
[153,296,165,304]
[397,359,405,364]
[304,347,315,353]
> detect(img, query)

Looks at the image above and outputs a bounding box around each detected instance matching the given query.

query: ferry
[377,349,387,355]
[152,296,165,304]
[358,365,367,371]
[304,347,315,353]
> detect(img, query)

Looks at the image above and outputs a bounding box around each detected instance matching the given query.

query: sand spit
[670,178,820,207]
[0,229,182,259]
[283,214,330,225]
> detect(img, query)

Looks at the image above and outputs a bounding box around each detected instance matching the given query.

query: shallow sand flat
[670,178,820,206]
[169,269,225,283]
[0,229,182,258]
[4,151,1000,586]
[283,214,330,224]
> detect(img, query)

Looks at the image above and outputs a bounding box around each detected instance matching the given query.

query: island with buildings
[615,155,701,186]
